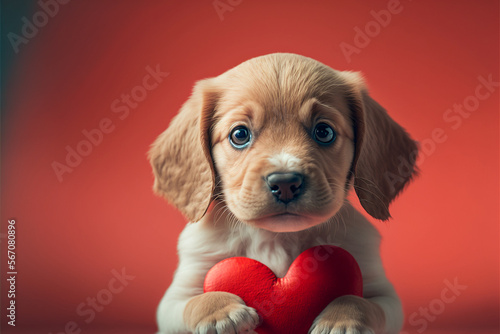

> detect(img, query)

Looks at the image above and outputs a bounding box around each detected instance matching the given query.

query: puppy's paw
[309,295,384,334]
[309,321,374,334]
[184,291,260,334]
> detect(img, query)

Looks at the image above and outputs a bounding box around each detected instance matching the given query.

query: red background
[1,1,498,333]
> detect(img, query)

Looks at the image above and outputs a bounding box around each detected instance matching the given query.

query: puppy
[150,53,418,334]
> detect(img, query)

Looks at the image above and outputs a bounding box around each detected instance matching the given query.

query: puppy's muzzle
[265,173,303,204]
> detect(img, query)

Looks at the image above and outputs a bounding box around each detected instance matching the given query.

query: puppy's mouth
[270,212,300,217]
[249,211,323,233]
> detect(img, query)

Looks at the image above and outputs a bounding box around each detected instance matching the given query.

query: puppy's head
[149,53,418,232]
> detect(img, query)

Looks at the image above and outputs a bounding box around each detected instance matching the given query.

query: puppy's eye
[229,126,252,148]
[313,123,336,145]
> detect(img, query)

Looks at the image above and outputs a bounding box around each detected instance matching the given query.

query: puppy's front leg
[184,291,260,334]
[309,295,385,334]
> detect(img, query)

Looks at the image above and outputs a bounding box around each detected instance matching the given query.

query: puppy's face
[150,53,418,228]
[211,82,355,232]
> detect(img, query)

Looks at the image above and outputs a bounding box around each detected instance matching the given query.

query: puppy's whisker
[350,181,388,212]
[353,177,387,203]
[212,201,229,225]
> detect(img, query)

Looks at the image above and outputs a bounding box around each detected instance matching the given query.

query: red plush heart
[204,245,363,334]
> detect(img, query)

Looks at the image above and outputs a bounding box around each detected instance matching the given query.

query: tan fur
[184,292,259,333]
[310,295,386,334]
[149,79,220,222]
[343,73,419,220]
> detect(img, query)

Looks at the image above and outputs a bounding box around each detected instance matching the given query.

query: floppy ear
[149,79,220,222]
[341,72,419,220]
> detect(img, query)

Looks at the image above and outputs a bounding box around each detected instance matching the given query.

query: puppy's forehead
[216,54,351,125]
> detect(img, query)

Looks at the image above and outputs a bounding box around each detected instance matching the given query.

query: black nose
[266,173,303,204]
